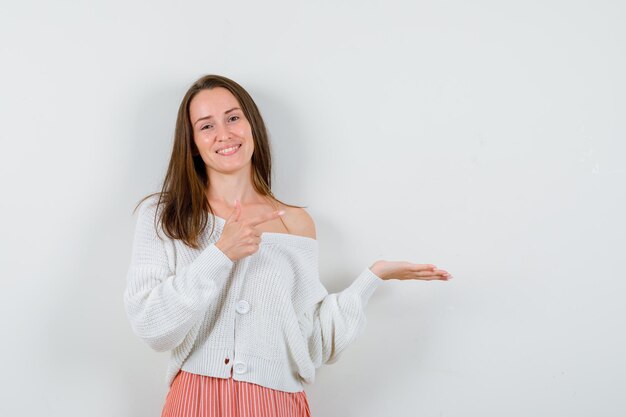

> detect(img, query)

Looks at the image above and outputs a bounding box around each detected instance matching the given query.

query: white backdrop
[1,1,625,416]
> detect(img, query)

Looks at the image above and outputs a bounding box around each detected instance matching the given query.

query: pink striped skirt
[160,370,312,417]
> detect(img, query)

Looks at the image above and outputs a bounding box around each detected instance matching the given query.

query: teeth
[217,145,240,154]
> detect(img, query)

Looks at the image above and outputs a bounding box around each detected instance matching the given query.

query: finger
[248,228,263,239]
[414,270,444,277]
[416,271,451,280]
[227,199,241,223]
[434,270,452,279]
[248,209,285,227]
[423,274,448,281]
[246,235,262,246]
[412,264,437,272]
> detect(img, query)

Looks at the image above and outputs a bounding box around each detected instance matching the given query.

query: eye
[229,115,240,122]
[200,124,212,131]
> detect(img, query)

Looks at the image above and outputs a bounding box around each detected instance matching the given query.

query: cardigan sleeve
[297,266,383,367]
[123,197,234,352]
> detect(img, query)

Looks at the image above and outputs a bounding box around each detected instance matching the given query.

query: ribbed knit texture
[123,195,383,393]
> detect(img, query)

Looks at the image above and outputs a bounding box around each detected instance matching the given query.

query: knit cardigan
[123,195,383,393]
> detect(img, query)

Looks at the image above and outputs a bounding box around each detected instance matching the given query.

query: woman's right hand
[215,199,285,262]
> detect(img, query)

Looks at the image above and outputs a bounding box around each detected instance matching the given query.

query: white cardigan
[123,195,383,393]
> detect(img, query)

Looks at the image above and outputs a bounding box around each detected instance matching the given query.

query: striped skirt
[160,370,312,417]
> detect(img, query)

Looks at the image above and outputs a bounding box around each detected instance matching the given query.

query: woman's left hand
[369,260,453,281]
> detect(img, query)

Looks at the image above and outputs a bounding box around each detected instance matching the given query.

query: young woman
[123,74,453,417]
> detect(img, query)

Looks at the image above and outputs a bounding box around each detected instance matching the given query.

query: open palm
[370,260,452,281]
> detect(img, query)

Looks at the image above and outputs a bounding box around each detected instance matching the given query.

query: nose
[214,122,231,141]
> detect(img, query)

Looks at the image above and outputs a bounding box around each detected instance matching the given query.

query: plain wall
[1,0,624,416]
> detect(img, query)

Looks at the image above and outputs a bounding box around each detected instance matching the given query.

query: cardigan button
[234,361,247,374]
[236,300,250,314]
[224,358,229,364]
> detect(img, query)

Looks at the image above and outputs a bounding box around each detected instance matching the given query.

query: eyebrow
[194,107,241,126]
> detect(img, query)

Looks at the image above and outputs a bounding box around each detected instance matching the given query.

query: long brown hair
[133,74,304,249]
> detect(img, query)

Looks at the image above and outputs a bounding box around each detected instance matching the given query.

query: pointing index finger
[248,210,285,227]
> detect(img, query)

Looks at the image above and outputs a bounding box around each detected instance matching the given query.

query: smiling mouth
[216,144,242,156]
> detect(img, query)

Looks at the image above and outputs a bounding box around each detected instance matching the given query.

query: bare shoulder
[283,206,317,240]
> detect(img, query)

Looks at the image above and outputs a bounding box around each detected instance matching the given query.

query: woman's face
[189,87,254,174]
